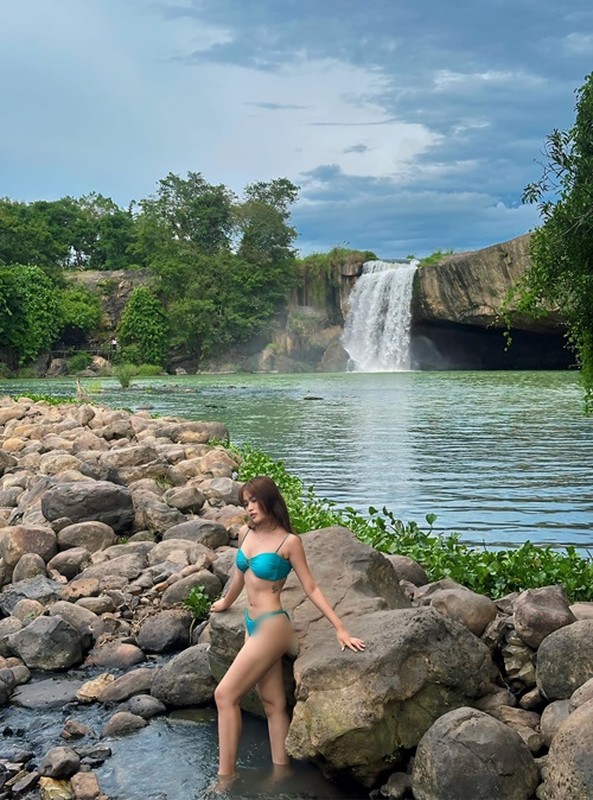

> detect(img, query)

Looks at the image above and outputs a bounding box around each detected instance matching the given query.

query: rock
[12,552,47,582]
[85,642,145,669]
[12,598,45,623]
[136,609,193,653]
[147,539,214,569]
[151,643,216,707]
[126,694,166,719]
[57,521,116,553]
[47,548,91,580]
[411,706,538,800]
[570,601,593,620]
[385,554,429,587]
[41,481,135,534]
[162,485,206,514]
[70,771,101,800]
[76,674,116,704]
[0,617,23,656]
[541,698,593,799]
[39,746,80,779]
[78,552,147,583]
[131,490,185,534]
[0,525,57,566]
[0,575,63,614]
[102,711,148,737]
[540,700,571,747]
[501,629,536,689]
[536,620,593,700]
[283,604,494,785]
[419,586,497,637]
[160,570,222,607]
[569,676,593,711]
[48,602,103,649]
[514,585,577,649]
[4,616,83,669]
[61,719,93,740]
[97,667,155,704]
[162,519,229,549]
[197,477,241,506]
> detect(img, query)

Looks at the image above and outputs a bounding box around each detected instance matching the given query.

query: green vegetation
[183,585,211,635]
[117,287,170,366]
[419,249,454,266]
[518,72,593,412]
[234,444,593,602]
[66,352,93,373]
[114,363,138,388]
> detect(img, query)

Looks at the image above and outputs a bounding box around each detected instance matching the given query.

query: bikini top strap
[239,528,250,547]
[274,533,290,553]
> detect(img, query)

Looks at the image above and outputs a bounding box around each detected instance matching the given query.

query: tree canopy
[520,71,593,411]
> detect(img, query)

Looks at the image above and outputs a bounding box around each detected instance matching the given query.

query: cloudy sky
[1,1,592,257]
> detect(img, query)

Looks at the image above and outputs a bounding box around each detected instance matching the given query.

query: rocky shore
[1,395,593,799]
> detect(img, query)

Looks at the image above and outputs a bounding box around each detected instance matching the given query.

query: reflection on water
[2,371,592,548]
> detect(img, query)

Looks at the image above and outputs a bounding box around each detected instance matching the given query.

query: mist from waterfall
[342,259,418,371]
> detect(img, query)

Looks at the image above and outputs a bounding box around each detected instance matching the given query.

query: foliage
[135,363,165,376]
[0,264,63,364]
[183,585,211,634]
[6,393,76,406]
[60,285,103,342]
[519,72,593,412]
[114,363,138,388]
[117,287,170,366]
[67,352,93,373]
[419,249,454,266]
[233,443,593,602]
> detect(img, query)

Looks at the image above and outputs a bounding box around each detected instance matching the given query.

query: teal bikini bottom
[244,609,290,637]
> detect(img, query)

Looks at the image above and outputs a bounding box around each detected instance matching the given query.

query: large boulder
[151,643,216,707]
[3,615,83,669]
[411,707,538,800]
[513,585,576,649]
[0,575,63,615]
[0,525,57,566]
[41,481,135,533]
[541,698,593,799]
[536,620,593,700]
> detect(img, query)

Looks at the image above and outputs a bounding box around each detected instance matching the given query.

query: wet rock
[151,643,215,707]
[38,776,73,799]
[39,746,81,778]
[97,667,155,704]
[85,642,145,669]
[126,694,166,719]
[70,771,101,800]
[102,710,148,737]
[11,676,83,709]
[61,720,94,740]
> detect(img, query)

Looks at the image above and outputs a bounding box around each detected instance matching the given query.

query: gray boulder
[102,711,148,737]
[3,615,83,669]
[541,698,593,799]
[412,707,538,800]
[514,585,577,649]
[151,643,216,707]
[12,552,47,582]
[47,547,91,580]
[537,620,593,699]
[126,694,166,719]
[41,480,135,533]
[136,609,193,653]
[0,575,63,615]
[57,520,116,553]
[39,746,81,778]
[97,667,155,704]
[162,518,229,550]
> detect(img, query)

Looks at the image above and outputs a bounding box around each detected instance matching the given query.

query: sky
[1,1,592,258]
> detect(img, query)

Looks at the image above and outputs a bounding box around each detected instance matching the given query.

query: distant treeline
[0,172,346,372]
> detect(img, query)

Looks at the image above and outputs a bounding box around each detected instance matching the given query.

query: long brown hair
[239,476,295,533]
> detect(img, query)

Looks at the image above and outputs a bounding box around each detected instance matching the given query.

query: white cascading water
[342,259,418,371]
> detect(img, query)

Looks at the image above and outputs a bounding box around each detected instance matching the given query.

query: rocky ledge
[1,395,593,799]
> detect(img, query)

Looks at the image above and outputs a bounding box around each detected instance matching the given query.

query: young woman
[210,475,365,781]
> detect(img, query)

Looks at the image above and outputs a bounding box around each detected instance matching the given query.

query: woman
[210,475,365,781]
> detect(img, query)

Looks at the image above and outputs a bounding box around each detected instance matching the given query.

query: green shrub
[183,585,211,635]
[114,362,138,388]
[135,363,164,376]
[67,352,92,373]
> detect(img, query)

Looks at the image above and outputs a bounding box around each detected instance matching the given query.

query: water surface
[3,371,592,548]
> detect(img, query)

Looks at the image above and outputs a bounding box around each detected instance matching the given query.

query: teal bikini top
[236,530,293,581]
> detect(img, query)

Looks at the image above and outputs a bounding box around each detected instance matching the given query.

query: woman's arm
[288,535,365,652]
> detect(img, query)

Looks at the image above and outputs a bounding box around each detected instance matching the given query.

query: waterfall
[342,259,418,371]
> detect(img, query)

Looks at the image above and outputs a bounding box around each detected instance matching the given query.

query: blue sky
[1,0,592,258]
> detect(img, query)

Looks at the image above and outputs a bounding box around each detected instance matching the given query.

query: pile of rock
[1,395,593,800]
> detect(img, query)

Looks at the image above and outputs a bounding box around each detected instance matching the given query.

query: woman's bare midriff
[244,573,288,617]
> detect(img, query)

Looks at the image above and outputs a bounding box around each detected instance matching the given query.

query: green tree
[59,284,103,343]
[138,172,236,256]
[117,286,170,365]
[0,264,62,364]
[520,72,593,411]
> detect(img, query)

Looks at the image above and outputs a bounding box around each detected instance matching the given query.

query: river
[2,370,592,549]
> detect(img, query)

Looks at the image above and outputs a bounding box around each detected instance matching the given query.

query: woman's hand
[337,629,365,652]
[210,599,228,613]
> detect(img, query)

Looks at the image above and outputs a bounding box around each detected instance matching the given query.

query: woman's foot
[209,772,239,795]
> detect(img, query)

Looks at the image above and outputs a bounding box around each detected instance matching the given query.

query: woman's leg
[214,618,291,776]
[257,659,290,765]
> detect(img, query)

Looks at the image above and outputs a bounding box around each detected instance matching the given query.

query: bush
[67,352,92,373]
[135,363,164,376]
[0,362,13,378]
[114,362,138,388]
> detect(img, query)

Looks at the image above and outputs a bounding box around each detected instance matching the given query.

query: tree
[117,287,170,365]
[138,172,236,256]
[519,72,593,411]
[0,264,62,364]
[59,284,103,343]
